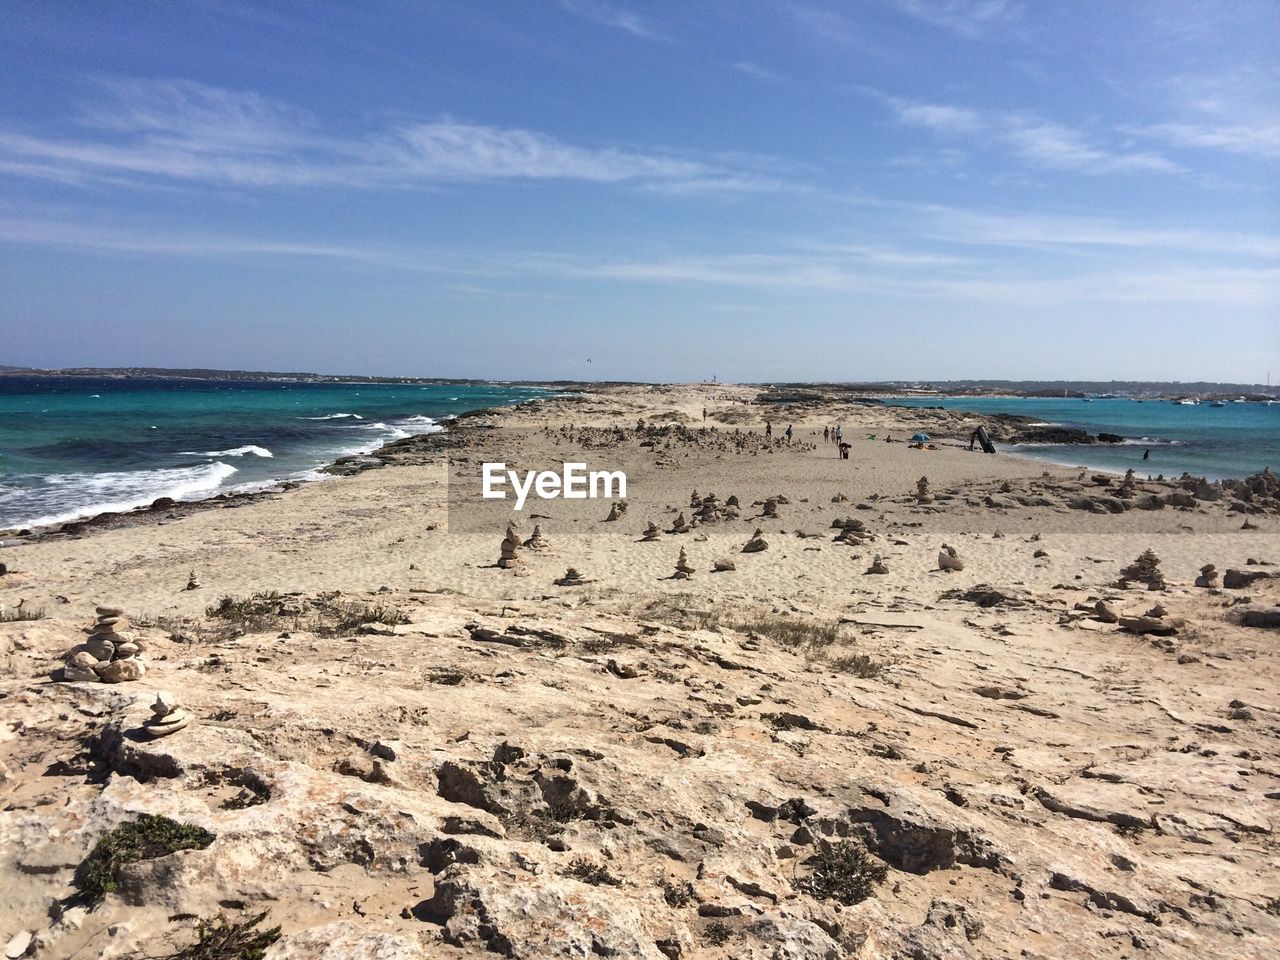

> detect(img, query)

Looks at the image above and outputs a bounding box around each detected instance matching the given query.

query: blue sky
[1,0,1277,382]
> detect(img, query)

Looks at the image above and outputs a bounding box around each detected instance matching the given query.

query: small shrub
[75,814,215,903]
[659,877,694,907]
[206,592,282,622]
[564,857,620,886]
[160,911,281,960]
[829,653,884,678]
[795,840,887,906]
[0,605,45,622]
[703,920,733,945]
[735,614,840,649]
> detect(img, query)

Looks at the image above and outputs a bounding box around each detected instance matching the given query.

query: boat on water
[1210,401,1226,408]
[1177,399,1199,406]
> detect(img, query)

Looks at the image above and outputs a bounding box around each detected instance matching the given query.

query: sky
[0,0,1277,383]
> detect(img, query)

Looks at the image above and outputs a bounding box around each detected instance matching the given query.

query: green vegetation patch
[161,911,282,960]
[75,814,215,902]
[795,839,888,906]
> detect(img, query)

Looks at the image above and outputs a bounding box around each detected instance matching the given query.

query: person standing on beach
[834,425,843,446]
[702,407,707,422]
[765,421,772,438]
[785,424,793,444]
[823,426,830,442]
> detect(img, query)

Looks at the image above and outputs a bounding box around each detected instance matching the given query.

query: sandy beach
[2,383,1278,959]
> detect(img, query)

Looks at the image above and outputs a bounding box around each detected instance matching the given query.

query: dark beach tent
[910,432,931,443]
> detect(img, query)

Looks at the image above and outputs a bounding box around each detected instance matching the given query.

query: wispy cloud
[874,91,1181,175]
[892,0,1020,39]
[730,61,782,83]
[0,79,788,194]
[1129,121,1280,161]
[1004,118,1179,173]
[556,0,662,40]
[3,210,1275,310]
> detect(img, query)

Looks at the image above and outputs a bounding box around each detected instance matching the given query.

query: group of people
[823,424,851,459]
[764,421,795,444]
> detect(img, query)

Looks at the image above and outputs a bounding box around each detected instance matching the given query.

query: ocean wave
[10,461,239,529]
[180,445,275,458]
[1118,437,1184,446]
[302,412,364,420]
[367,422,411,440]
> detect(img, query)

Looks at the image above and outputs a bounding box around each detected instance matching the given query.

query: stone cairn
[916,476,931,504]
[723,496,741,520]
[833,517,869,544]
[62,606,146,683]
[1116,468,1138,499]
[498,526,523,569]
[1194,563,1219,588]
[673,547,696,580]
[185,570,201,591]
[696,494,724,525]
[605,501,626,522]
[641,521,662,542]
[831,492,849,503]
[937,544,964,572]
[865,555,889,575]
[742,528,769,553]
[554,567,587,587]
[523,525,551,550]
[143,692,192,739]
[762,498,780,519]
[670,512,692,535]
[689,489,701,508]
[1119,548,1166,591]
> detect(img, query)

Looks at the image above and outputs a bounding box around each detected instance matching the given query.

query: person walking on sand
[765,421,772,438]
[823,426,830,442]
[785,424,793,444]
[702,407,707,422]
[834,425,843,447]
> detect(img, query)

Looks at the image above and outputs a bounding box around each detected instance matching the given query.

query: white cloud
[893,0,1020,38]
[556,0,661,39]
[0,79,786,194]
[1004,119,1180,173]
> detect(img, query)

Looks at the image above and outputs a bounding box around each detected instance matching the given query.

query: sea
[885,396,1279,481]
[0,376,550,530]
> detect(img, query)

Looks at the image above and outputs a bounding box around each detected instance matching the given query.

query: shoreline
[0,393,562,544]
[4,385,1273,546]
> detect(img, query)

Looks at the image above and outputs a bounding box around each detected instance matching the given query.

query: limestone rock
[742,529,769,553]
[713,557,736,572]
[98,658,146,682]
[937,544,964,572]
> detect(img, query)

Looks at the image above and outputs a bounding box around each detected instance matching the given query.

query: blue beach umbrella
[911,432,931,443]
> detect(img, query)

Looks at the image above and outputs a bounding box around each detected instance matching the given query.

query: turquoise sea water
[0,377,549,529]
[885,396,1280,481]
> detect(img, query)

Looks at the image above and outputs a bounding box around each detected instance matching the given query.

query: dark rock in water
[1010,426,1095,445]
[1096,433,1125,444]
[151,496,176,509]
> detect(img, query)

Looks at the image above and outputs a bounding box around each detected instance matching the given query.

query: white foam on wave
[302,412,364,420]
[14,461,239,529]
[180,445,274,458]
